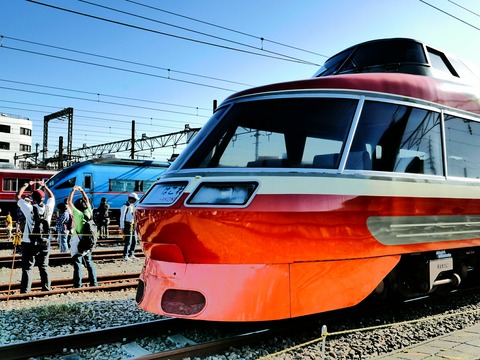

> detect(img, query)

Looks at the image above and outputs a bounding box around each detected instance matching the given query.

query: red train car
[0,168,57,215]
[135,38,480,321]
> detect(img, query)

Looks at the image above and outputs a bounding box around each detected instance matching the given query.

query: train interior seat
[247,158,287,167]
[393,155,424,174]
[346,151,372,170]
[404,156,424,174]
[312,153,340,169]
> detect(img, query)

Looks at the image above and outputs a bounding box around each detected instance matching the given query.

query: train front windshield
[176,94,445,176]
[181,97,358,170]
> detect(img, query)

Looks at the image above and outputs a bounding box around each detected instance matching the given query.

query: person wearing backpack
[16,180,54,293]
[55,202,72,253]
[67,185,98,288]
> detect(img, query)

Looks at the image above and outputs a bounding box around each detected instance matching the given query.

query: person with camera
[16,180,54,294]
[67,185,98,288]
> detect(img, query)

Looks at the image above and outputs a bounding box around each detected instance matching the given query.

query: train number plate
[143,182,187,205]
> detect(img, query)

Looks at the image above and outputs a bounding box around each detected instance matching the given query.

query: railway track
[0,236,125,250]
[2,287,480,360]
[0,317,288,360]
[0,272,140,300]
[0,248,144,267]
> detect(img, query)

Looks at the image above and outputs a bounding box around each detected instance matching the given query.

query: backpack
[65,212,74,232]
[78,216,98,252]
[30,205,51,248]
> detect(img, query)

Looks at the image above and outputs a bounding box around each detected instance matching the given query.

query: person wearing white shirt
[120,192,139,261]
[16,180,55,293]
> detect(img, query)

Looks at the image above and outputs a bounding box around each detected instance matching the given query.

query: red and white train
[135,38,480,321]
[0,168,56,215]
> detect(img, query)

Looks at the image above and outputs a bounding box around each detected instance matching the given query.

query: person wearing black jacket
[95,197,110,239]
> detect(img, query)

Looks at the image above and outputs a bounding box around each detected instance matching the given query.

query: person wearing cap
[16,180,55,293]
[120,192,139,261]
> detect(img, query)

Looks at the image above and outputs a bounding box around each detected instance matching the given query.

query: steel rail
[0,272,141,300]
[0,249,143,267]
[0,318,191,360]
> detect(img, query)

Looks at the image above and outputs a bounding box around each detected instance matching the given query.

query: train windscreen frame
[178,94,450,176]
[182,97,358,169]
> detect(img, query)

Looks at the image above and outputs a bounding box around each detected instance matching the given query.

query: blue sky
[1,0,480,162]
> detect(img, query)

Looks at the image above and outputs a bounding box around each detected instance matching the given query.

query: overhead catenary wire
[419,0,480,31]
[0,99,207,127]
[0,44,239,93]
[125,0,329,58]
[1,36,253,88]
[26,0,321,66]
[0,78,212,112]
[5,1,333,161]
[0,104,206,143]
[0,100,207,150]
[0,86,212,117]
[79,0,323,66]
[446,0,480,19]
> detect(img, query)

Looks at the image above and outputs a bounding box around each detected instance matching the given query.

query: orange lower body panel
[138,255,400,321]
[290,255,400,316]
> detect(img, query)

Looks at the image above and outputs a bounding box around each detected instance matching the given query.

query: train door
[83,172,94,205]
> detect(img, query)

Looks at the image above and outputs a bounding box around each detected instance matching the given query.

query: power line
[0,99,207,127]
[125,0,329,58]
[0,103,207,148]
[447,0,480,19]
[0,78,212,112]
[26,0,321,66]
[0,44,239,92]
[1,35,253,88]
[419,0,480,31]
[0,85,211,117]
[80,0,322,66]
[0,103,203,150]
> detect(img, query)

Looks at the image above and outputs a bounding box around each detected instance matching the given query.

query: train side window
[17,178,32,191]
[349,101,443,175]
[2,178,26,192]
[84,174,92,190]
[427,48,458,78]
[110,179,136,192]
[56,177,76,189]
[445,116,480,179]
[2,178,13,191]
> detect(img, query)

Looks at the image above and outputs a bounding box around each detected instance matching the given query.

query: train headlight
[187,182,258,206]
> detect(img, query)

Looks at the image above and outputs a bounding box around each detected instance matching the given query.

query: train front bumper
[136,257,291,321]
[136,255,400,322]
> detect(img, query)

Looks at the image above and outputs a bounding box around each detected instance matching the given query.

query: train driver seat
[312,153,340,169]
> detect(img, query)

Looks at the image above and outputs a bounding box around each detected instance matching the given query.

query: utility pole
[130,120,135,160]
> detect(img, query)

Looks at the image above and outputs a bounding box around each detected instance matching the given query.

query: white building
[0,113,33,169]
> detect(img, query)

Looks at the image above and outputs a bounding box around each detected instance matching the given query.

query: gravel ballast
[2,247,480,359]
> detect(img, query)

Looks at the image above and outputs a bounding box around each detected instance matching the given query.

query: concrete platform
[375,323,480,359]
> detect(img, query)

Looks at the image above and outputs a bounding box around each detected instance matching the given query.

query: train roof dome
[313,37,480,84]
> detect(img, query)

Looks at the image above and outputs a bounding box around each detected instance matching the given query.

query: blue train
[46,158,169,211]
